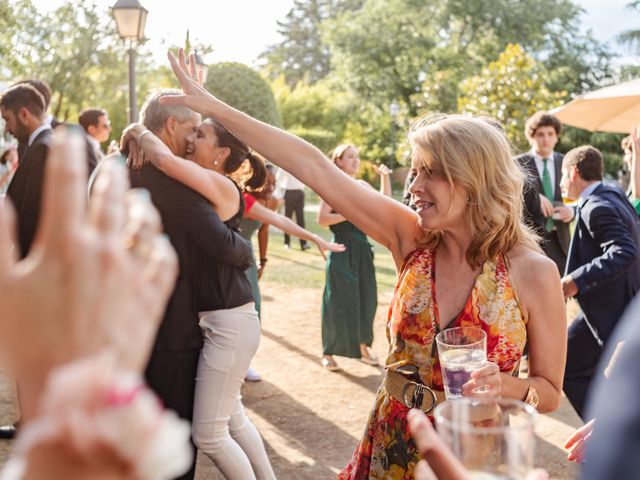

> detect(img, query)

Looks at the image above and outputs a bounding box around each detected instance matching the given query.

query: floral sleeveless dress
[338,248,527,480]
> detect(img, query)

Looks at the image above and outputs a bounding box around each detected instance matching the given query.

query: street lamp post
[112,0,148,123]
[389,101,400,169]
[191,49,209,84]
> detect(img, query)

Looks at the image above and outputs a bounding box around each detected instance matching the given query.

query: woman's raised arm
[160,49,418,266]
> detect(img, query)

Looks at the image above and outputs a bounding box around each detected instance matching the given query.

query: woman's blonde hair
[409,113,541,267]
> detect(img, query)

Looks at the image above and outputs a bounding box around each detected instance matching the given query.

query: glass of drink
[434,398,537,479]
[436,326,487,399]
[552,200,565,220]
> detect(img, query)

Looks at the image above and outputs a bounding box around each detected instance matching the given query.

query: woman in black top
[124,119,276,480]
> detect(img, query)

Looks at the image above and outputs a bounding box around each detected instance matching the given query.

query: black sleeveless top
[194,186,254,312]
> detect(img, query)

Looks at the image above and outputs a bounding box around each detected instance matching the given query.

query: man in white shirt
[277,168,309,250]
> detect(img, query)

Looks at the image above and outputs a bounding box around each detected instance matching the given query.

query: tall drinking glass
[436,326,487,399]
[435,398,537,480]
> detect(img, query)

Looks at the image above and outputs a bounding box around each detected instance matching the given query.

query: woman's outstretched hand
[312,236,347,260]
[374,164,392,177]
[159,49,216,114]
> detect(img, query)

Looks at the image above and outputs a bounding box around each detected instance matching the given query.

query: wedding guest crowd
[1,51,640,480]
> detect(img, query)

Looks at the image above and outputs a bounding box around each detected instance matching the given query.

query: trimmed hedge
[205,62,282,127]
[288,127,337,155]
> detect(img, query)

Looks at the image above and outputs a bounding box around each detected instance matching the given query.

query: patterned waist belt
[383,369,446,414]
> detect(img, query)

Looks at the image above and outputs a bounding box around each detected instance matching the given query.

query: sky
[32,0,296,66]
[30,0,640,66]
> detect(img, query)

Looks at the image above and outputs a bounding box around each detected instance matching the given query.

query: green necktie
[542,158,554,232]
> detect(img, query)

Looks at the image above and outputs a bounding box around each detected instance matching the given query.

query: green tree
[0,0,161,140]
[272,75,350,141]
[617,1,640,54]
[323,0,438,113]
[260,0,364,86]
[205,62,282,127]
[318,0,612,168]
[457,44,565,150]
[325,0,611,114]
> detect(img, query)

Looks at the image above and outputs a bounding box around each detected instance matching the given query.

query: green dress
[239,217,263,318]
[322,220,377,358]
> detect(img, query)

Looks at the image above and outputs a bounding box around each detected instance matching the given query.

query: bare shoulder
[506,245,562,308]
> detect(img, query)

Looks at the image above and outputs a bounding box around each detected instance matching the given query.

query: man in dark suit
[14,79,59,162]
[16,79,97,174]
[2,83,53,259]
[79,107,111,160]
[0,83,53,440]
[515,111,574,274]
[559,145,640,418]
[120,90,252,480]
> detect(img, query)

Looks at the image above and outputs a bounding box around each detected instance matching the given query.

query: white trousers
[193,303,276,480]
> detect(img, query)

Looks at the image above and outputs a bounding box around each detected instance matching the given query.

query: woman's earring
[213,160,219,166]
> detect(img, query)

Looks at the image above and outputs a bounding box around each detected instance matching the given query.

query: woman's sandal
[360,347,380,366]
[321,356,341,372]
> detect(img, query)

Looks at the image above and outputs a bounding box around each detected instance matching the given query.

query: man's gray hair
[140,89,195,133]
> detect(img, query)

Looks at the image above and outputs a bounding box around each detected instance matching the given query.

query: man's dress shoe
[0,424,16,440]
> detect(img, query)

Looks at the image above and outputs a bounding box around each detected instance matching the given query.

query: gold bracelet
[523,385,539,409]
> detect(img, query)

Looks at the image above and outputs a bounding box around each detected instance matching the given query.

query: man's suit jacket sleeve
[139,167,252,269]
[570,204,639,294]
[17,142,48,256]
[583,295,640,479]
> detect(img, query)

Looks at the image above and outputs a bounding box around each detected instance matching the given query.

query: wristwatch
[523,385,539,409]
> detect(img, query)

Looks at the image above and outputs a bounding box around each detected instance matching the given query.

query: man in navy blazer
[560,145,640,418]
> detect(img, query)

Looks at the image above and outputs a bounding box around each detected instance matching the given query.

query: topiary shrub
[205,62,282,127]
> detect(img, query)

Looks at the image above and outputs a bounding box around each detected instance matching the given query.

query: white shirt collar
[579,181,602,206]
[87,135,100,150]
[28,124,52,146]
[531,149,555,162]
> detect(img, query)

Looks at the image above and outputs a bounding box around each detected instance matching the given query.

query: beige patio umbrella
[550,78,640,133]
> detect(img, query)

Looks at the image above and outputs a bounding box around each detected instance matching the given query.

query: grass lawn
[256,202,399,293]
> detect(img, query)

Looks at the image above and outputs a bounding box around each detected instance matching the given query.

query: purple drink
[440,349,487,398]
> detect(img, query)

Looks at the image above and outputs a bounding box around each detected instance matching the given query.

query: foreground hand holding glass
[434,398,537,480]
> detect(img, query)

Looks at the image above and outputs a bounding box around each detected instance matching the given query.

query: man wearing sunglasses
[79,108,112,160]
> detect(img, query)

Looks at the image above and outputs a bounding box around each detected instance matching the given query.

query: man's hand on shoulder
[561,274,578,299]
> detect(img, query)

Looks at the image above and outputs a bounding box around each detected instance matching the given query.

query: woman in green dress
[240,164,347,380]
[319,144,392,371]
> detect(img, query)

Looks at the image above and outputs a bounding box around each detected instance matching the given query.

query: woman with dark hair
[123,119,276,480]
[319,144,391,371]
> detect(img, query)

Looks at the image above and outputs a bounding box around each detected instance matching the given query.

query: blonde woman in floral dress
[161,49,567,479]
